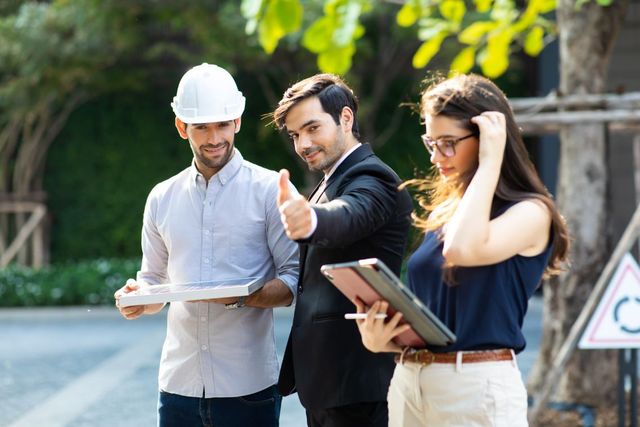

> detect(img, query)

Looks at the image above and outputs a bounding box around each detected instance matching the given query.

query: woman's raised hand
[471,111,506,168]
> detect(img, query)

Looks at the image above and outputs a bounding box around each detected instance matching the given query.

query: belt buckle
[415,349,435,366]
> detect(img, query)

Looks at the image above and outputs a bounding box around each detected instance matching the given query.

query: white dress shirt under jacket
[137,148,299,398]
[305,142,362,237]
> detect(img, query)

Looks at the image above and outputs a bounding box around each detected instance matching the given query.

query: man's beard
[196,141,233,170]
[303,132,347,172]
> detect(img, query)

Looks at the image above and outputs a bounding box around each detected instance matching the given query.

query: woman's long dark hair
[410,74,569,277]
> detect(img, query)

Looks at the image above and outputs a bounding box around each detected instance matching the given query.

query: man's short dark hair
[273,74,361,140]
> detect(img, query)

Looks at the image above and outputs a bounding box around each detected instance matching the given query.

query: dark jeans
[305,401,388,427]
[158,385,281,427]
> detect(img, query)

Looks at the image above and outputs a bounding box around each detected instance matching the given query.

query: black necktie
[309,178,327,204]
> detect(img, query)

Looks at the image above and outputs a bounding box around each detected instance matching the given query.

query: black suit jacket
[278,143,413,411]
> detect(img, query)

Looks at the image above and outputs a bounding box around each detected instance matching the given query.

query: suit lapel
[324,143,374,194]
[297,144,375,294]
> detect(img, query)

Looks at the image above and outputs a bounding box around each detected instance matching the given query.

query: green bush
[0,258,139,307]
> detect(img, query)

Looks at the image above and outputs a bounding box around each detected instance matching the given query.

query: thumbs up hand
[277,169,294,206]
[277,169,314,240]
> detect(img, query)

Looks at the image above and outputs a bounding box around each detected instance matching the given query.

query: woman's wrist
[476,159,502,176]
[387,342,405,353]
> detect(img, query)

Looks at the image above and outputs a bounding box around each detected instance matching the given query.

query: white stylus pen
[344,313,388,320]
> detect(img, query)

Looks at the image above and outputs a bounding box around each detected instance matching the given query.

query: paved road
[0,297,543,427]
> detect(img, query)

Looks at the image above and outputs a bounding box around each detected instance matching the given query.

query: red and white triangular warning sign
[579,252,640,349]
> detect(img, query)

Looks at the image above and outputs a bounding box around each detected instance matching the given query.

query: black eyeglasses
[421,133,476,158]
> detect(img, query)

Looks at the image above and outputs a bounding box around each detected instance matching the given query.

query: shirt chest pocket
[213,222,267,268]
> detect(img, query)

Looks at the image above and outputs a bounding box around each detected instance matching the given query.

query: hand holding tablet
[321,258,456,347]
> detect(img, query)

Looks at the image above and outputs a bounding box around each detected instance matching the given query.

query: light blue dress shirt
[137,148,299,398]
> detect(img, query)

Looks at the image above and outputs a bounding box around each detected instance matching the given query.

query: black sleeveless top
[406,202,553,354]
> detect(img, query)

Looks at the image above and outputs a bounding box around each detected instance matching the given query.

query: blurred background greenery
[0,0,538,304]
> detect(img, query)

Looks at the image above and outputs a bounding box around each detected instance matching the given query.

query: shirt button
[204,258,210,264]
[201,345,208,351]
[204,230,210,235]
[201,316,207,322]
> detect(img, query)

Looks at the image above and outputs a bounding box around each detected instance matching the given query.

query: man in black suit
[273,74,413,427]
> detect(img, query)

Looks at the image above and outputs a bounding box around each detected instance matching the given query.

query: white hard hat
[171,63,246,124]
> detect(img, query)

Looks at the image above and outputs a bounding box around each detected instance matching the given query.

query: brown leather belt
[394,348,514,366]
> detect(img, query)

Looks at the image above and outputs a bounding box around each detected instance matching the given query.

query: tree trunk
[0,92,87,267]
[527,0,629,406]
[0,117,21,252]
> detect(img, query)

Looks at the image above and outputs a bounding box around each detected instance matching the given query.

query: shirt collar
[190,148,244,186]
[324,142,362,181]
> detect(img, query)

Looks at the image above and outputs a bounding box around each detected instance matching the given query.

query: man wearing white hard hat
[114,63,299,427]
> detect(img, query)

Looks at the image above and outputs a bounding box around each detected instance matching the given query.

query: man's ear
[339,107,354,134]
[234,117,242,134]
[175,118,188,139]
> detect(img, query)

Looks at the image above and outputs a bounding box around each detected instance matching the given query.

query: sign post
[617,349,638,427]
[579,252,640,427]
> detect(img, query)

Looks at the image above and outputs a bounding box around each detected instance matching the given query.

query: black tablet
[321,258,456,347]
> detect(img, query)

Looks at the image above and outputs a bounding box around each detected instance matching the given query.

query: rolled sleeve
[137,190,168,286]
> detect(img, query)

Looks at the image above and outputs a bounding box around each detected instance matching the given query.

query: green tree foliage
[0,0,140,195]
[0,1,247,198]
[0,1,299,261]
[40,1,533,261]
[0,0,147,263]
[2,1,528,262]
[242,0,558,77]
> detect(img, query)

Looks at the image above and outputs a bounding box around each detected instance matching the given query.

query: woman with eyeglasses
[353,74,570,426]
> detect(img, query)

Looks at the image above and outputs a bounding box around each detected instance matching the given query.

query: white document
[118,277,264,307]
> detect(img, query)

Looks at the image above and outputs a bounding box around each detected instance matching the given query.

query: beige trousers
[388,355,528,427]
